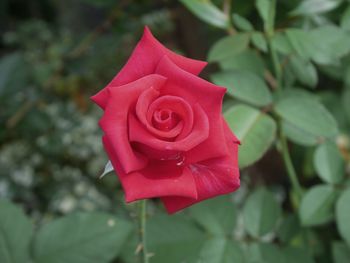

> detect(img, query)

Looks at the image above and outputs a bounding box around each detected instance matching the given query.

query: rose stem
[223,0,236,35]
[265,0,282,89]
[279,131,303,203]
[139,199,149,263]
[264,0,303,204]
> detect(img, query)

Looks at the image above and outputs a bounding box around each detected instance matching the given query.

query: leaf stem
[263,0,302,202]
[279,131,303,204]
[139,200,149,263]
[265,0,282,88]
[266,0,276,35]
[268,41,282,88]
[223,0,236,35]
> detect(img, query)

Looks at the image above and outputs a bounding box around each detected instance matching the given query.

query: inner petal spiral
[136,87,194,140]
[152,109,180,131]
[146,95,194,139]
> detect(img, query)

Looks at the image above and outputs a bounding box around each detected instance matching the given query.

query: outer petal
[155,56,229,163]
[224,122,240,144]
[102,136,198,202]
[99,74,166,174]
[161,118,240,214]
[91,26,207,109]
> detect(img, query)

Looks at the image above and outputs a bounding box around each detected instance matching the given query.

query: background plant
[1,0,350,263]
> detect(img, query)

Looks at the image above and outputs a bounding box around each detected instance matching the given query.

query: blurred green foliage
[1,0,350,263]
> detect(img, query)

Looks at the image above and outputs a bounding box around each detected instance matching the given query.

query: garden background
[1,0,350,262]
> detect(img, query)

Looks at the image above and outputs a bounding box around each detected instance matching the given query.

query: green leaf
[286,28,333,64]
[309,26,350,64]
[286,26,350,65]
[247,243,285,263]
[285,29,315,59]
[299,185,337,226]
[288,55,318,88]
[0,53,28,99]
[277,214,301,243]
[255,0,270,22]
[275,96,338,138]
[188,195,236,236]
[336,189,350,247]
[232,13,254,31]
[243,188,281,237]
[332,242,350,263]
[273,87,317,101]
[118,229,139,263]
[314,142,345,184]
[148,215,205,263]
[212,70,272,107]
[290,0,341,16]
[343,87,350,122]
[341,6,350,31]
[319,91,349,131]
[0,200,33,263]
[198,238,244,263]
[271,32,293,54]
[255,0,275,32]
[282,121,319,147]
[251,32,268,52]
[208,33,250,62]
[283,247,314,263]
[219,50,266,76]
[33,212,133,263]
[180,0,228,29]
[225,104,277,168]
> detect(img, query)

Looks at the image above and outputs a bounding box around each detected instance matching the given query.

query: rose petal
[99,74,166,174]
[145,95,194,139]
[129,103,209,158]
[152,109,180,131]
[161,118,240,214]
[136,88,185,139]
[223,118,241,144]
[102,136,198,202]
[91,26,207,109]
[155,56,229,162]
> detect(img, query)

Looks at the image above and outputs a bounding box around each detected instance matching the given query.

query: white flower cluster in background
[0,102,114,218]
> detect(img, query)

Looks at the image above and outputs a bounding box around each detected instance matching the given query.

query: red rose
[92,27,240,214]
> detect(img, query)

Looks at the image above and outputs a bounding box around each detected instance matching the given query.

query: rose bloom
[92,27,240,214]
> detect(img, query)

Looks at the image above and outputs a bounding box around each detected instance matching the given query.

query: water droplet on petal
[176,155,186,166]
[165,145,173,150]
[189,164,200,175]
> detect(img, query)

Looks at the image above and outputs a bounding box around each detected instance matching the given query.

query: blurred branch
[337,135,350,162]
[67,0,131,59]
[67,9,119,59]
[264,70,277,90]
[6,100,35,129]
[222,0,236,35]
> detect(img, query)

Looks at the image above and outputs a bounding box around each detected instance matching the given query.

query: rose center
[158,109,170,121]
[152,109,180,131]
